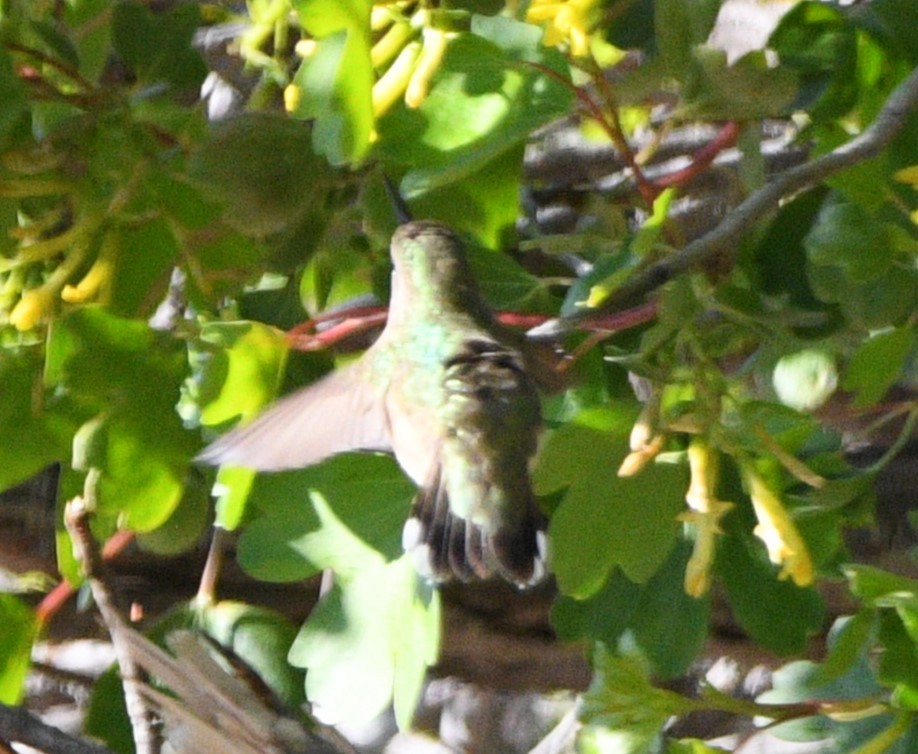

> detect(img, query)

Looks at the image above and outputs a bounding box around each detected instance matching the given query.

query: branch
[65,490,160,754]
[530,65,918,338]
[0,703,114,754]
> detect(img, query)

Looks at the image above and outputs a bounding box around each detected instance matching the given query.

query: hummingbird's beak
[383,175,413,224]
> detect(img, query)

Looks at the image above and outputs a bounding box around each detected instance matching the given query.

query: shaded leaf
[111,1,206,89]
[719,527,825,656]
[237,454,413,582]
[534,405,686,596]
[842,326,916,408]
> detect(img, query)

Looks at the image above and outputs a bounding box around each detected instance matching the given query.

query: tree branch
[530,64,918,338]
[0,703,114,754]
[65,490,160,754]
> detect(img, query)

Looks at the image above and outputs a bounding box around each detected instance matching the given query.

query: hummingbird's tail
[402,480,547,588]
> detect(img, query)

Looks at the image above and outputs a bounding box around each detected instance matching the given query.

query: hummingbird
[198,221,548,587]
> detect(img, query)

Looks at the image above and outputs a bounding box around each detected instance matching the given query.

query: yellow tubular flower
[741,462,814,587]
[284,83,302,113]
[371,3,398,32]
[372,40,422,117]
[526,0,597,58]
[405,26,448,109]
[10,236,90,330]
[61,230,118,304]
[617,433,664,477]
[618,400,665,477]
[9,286,56,331]
[294,39,317,58]
[680,437,733,597]
[371,17,415,69]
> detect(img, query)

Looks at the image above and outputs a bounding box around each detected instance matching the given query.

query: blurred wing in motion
[197,364,392,472]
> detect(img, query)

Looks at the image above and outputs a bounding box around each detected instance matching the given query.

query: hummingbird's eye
[401,243,419,263]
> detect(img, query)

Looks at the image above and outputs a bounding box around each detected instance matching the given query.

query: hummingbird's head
[389,221,475,295]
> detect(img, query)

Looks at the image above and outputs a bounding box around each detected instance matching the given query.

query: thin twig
[196,525,230,604]
[532,65,918,336]
[64,486,160,754]
[34,529,134,626]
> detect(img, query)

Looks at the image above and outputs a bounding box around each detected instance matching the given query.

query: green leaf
[805,200,896,283]
[187,113,334,237]
[844,563,918,604]
[761,655,895,746]
[409,144,525,250]
[807,261,918,330]
[535,405,686,596]
[45,308,187,418]
[559,251,636,319]
[378,26,572,197]
[211,465,256,531]
[236,454,413,582]
[551,570,642,647]
[137,473,211,555]
[292,0,370,38]
[63,0,112,81]
[683,47,799,120]
[746,186,829,308]
[84,666,133,754]
[876,609,918,705]
[719,528,825,655]
[769,1,859,120]
[288,556,439,728]
[811,613,875,685]
[191,320,290,428]
[0,352,73,492]
[196,600,306,708]
[468,240,555,312]
[655,0,695,76]
[0,47,29,150]
[45,309,195,530]
[629,542,709,678]
[76,413,187,532]
[862,0,918,65]
[580,644,693,754]
[109,220,180,318]
[110,1,206,89]
[842,326,916,408]
[289,0,374,165]
[0,594,38,704]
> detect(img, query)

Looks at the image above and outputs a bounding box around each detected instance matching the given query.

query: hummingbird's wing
[196,364,392,471]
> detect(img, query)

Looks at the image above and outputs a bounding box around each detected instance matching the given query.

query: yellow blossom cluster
[526,0,599,58]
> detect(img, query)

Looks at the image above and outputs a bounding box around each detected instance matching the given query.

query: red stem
[34,529,135,627]
[655,121,742,188]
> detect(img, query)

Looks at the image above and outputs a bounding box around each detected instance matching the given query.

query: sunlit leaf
[288,555,439,728]
[290,0,374,165]
[191,320,290,428]
[0,594,38,704]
